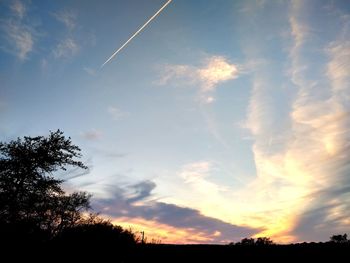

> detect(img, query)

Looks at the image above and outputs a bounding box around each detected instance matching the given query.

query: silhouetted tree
[240,237,256,245]
[330,234,348,243]
[255,237,274,246]
[57,214,137,248]
[235,237,273,246]
[0,130,90,242]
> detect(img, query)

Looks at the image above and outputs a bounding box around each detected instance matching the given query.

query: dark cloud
[292,202,350,242]
[291,162,350,242]
[126,180,156,203]
[92,180,260,243]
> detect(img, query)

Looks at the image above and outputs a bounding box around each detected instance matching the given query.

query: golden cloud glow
[197,56,239,92]
[111,217,212,244]
[157,56,240,103]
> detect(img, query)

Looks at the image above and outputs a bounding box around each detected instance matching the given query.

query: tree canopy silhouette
[330,234,348,243]
[234,237,274,246]
[0,130,90,242]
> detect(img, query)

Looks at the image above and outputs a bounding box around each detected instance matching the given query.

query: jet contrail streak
[101,0,172,68]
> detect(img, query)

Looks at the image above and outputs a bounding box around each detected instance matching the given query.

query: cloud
[157,64,193,86]
[153,161,242,231]
[83,67,97,76]
[293,182,350,242]
[107,106,128,121]
[11,0,26,19]
[234,1,350,242]
[289,15,308,50]
[326,41,350,90]
[180,161,211,183]
[157,56,240,104]
[197,56,239,92]
[92,179,259,244]
[289,37,350,241]
[53,10,76,31]
[53,38,79,58]
[1,1,35,60]
[284,3,350,241]
[243,76,274,137]
[125,180,156,203]
[2,22,33,60]
[80,129,103,140]
[52,9,79,59]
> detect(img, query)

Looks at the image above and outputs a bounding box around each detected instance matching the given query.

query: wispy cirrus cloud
[1,0,35,60]
[53,10,76,31]
[10,0,26,19]
[53,38,79,58]
[157,56,240,104]
[2,22,34,60]
[52,9,79,59]
[285,2,350,241]
[235,0,350,242]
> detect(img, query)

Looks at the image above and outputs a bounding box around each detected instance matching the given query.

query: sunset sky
[1,0,350,243]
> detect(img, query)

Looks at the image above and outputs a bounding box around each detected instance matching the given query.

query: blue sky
[1,0,350,243]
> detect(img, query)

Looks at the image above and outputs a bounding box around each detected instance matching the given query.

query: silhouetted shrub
[239,237,256,245]
[255,237,274,246]
[57,217,137,248]
[330,234,348,243]
[235,237,274,246]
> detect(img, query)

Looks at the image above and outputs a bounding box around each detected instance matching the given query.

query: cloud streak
[101,0,172,67]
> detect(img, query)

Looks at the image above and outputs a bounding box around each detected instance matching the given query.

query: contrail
[101,0,172,68]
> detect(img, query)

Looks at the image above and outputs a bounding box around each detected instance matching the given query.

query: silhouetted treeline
[1,131,349,261]
[0,131,137,261]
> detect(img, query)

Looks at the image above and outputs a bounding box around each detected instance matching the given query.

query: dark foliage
[0,130,138,252]
[330,233,348,243]
[234,237,274,246]
[0,130,90,243]
[56,214,137,247]
[255,237,274,245]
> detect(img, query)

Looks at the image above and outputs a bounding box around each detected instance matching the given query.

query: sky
[1,0,350,244]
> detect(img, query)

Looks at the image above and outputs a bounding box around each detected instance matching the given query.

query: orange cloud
[111,217,213,244]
